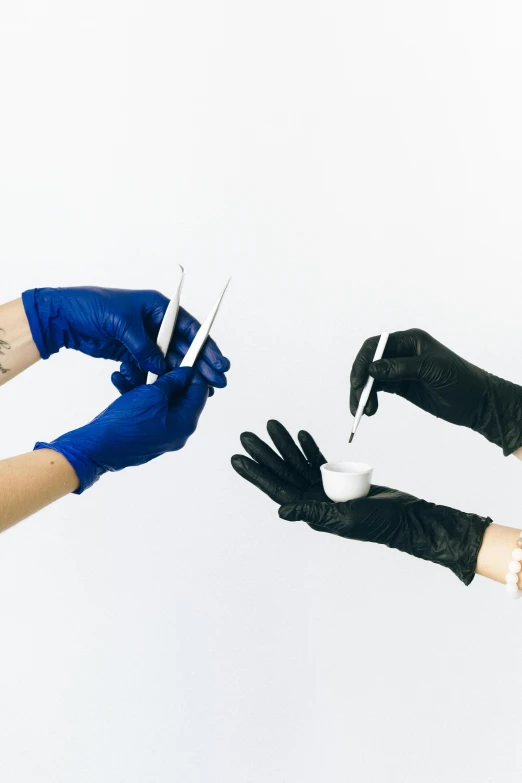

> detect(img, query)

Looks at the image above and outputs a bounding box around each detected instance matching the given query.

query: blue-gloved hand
[22,287,230,390]
[34,367,208,493]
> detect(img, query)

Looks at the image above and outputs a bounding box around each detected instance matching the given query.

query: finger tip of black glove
[239,431,255,448]
[267,419,284,437]
[364,395,378,417]
[278,504,297,521]
[230,454,245,472]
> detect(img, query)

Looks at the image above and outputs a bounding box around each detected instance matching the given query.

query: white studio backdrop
[1,2,522,781]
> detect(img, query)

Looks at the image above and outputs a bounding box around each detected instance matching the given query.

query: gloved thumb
[154,367,194,398]
[369,356,422,383]
[124,319,167,376]
[279,500,333,526]
[111,370,133,395]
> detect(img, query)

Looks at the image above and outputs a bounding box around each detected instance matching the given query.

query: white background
[1,1,522,781]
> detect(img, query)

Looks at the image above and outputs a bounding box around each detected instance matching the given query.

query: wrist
[475,523,522,586]
[34,435,106,494]
[21,288,64,359]
[404,500,491,585]
[472,373,522,456]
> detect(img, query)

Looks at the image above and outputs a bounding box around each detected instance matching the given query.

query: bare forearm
[475,523,521,588]
[0,298,41,386]
[0,450,80,533]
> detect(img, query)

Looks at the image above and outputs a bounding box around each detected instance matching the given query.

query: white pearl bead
[512,549,522,562]
[505,572,519,585]
[507,589,522,599]
[506,583,519,594]
[508,561,521,573]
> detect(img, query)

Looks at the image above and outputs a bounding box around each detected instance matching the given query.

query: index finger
[350,330,423,390]
[231,455,300,505]
[350,331,418,416]
[175,307,230,372]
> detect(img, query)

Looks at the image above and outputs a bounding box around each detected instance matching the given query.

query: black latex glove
[231,420,491,585]
[350,328,522,456]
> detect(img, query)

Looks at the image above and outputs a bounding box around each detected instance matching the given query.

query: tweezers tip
[348,433,354,444]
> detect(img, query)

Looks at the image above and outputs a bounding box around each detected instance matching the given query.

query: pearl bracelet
[505,531,522,599]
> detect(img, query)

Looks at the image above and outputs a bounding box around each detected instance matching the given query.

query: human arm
[350,329,522,456]
[34,367,207,494]
[0,450,79,533]
[475,523,522,588]
[231,421,519,591]
[0,367,208,531]
[0,298,41,387]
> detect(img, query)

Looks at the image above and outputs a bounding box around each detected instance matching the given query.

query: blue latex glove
[22,287,230,389]
[34,367,208,493]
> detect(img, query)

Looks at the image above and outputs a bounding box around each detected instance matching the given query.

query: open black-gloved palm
[350,328,522,456]
[231,420,491,585]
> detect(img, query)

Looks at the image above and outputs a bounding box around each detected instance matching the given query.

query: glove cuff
[453,513,492,586]
[22,289,53,359]
[400,500,491,586]
[473,373,522,456]
[34,440,106,494]
[22,288,63,359]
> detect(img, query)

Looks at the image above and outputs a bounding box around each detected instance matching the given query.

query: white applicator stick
[349,332,389,443]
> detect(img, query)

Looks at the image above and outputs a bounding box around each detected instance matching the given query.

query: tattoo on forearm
[0,328,11,372]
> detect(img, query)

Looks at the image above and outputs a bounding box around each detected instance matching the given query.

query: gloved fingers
[240,431,306,488]
[121,360,146,388]
[266,420,312,479]
[154,367,194,399]
[174,376,210,430]
[368,356,423,384]
[297,430,327,469]
[278,500,337,527]
[349,384,375,416]
[111,371,134,396]
[191,369,215,397]
[350,331,419,390]
[169,340,228,388]
[175,307,231,373]
[364,387,379,416]
[122,317,167,376]
[350,331,423,414]
[111,361,145,395]
[231,454,300,505]
[166,353,216,397]
[350,335,380,393]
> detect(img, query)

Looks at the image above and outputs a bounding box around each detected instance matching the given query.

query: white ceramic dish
[320,461,373,502]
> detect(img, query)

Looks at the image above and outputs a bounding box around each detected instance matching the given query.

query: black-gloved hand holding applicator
[231,420,491,585]
[350,329,522,456]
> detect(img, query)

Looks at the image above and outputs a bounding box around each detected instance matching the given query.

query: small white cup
[320,461,373,503]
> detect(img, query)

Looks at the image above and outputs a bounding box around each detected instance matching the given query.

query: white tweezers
[146,265,231,384]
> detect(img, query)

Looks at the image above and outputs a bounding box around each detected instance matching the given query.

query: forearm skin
[0,450,80,533]
[0,298,41,387]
